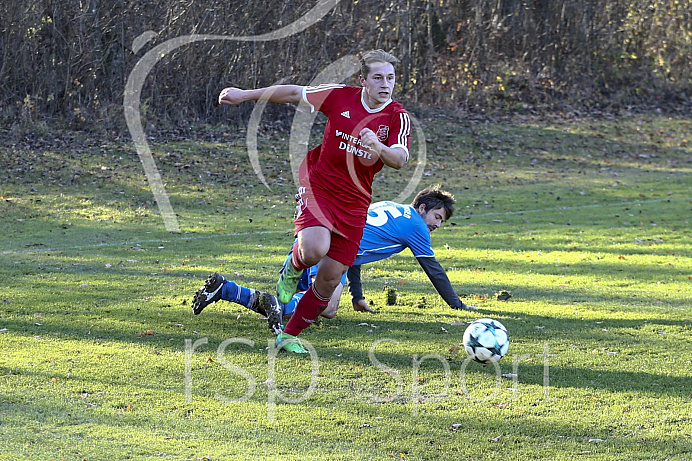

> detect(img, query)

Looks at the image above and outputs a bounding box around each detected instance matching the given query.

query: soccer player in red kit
[217,50,410,353]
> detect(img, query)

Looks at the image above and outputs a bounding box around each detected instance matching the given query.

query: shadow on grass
[3,301,689,402]
[2,361,690,460]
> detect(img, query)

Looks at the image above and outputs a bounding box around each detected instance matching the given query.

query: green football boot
[275,331,309,354]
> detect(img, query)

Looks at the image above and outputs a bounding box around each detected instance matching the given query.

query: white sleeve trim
[302,84,345,114]
[394,112,411,163]
[301,86,315,113]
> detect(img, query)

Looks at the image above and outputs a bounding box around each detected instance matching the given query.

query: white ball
[462,318,509,364]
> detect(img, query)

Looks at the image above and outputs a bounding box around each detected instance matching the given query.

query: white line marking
[1,197,679,255]
[1,230,290,255]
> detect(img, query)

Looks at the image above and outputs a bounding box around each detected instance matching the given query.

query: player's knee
[320,304,337,318]
[324,275,344,292]
[314,277,341,299]
[299,245,328,266]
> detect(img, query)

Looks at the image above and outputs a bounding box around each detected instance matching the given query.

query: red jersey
[299,85,410,228]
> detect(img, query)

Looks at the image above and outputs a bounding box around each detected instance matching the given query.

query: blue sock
[282,292,305,316]
[221,280,255,308]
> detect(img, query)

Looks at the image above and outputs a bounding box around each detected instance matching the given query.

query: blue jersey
[293,201,434,291]
[354,201,435,265]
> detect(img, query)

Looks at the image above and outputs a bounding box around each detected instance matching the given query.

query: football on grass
[462,318,509,364]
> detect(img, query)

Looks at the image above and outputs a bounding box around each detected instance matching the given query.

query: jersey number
[366,205,402,227]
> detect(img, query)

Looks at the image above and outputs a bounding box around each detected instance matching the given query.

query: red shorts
[293,187,364,266]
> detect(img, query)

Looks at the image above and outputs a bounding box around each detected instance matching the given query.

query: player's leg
[276,210,358,353]
[296,226,332,264]
[280,281,342,319]
[257,292,283,336]
[277,226,330,303]
[281,226,356,329]
[320,282,344,319]
[192,272,282,334]
[281,291,305,319]
[302,262,344,318]
[282,256,347,335]
[277,257,347,354]
[193,273,234,314]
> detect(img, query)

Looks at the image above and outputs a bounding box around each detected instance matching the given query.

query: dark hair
[360,49,399,78]
[411,185,455,220]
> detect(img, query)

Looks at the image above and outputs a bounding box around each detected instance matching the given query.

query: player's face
[419,205,447,233]
[360,61,396,109]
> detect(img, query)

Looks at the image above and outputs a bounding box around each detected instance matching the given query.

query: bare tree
[0,0,689,130]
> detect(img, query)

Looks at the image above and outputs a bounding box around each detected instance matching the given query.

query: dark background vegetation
[2,0,690,132]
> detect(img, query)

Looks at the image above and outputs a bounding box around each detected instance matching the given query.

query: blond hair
[360,49,399,77]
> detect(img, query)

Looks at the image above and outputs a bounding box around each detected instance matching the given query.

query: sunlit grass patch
[1,114,691,460]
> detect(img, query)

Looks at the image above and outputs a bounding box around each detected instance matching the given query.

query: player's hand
[359,128,382,154]
[453,302,477,310]
[353,299,374,313]
[218,87,246,105]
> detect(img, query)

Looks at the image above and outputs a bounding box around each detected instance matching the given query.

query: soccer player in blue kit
[192,186,475,334]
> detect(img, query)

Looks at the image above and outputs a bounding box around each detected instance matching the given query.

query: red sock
[291,241,309,271]
[283,285,330,336]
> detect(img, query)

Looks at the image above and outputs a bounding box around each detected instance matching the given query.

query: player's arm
[346,265,374,312]
[416,257,473,310]
[359,109,411,169]
[219,85,305,105]
[359,128,408,170]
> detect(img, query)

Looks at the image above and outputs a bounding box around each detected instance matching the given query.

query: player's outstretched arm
[218,85,304,106]
[346,265,374,312]
[416,257,475,310]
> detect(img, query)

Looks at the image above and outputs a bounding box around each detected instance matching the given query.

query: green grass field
[1,113,691,460]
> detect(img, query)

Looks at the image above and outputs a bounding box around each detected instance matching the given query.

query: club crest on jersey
[376,125,389,142]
